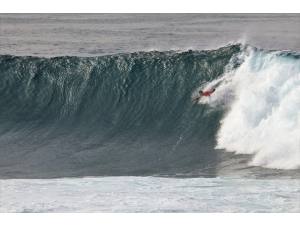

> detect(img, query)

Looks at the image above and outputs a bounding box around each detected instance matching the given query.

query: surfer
[199,88,215,97]
[193,88,216,103]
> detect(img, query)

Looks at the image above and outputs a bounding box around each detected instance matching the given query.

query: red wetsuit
[200,89,215,97]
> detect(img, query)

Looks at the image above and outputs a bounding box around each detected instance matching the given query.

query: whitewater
[0,14,299,213]
[199,47,300,170]
[1,177,299,213]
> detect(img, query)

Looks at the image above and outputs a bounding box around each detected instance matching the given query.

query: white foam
[1,177,299,212]
[210,47,300,169]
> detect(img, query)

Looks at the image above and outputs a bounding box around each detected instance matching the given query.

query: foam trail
[213,47,300,169]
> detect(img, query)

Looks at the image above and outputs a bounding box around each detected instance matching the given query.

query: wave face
[0,44,299,178]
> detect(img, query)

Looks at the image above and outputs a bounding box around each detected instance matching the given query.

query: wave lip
[214,47,300,170]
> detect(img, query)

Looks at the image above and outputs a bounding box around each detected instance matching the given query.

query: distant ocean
[0,14,299,212]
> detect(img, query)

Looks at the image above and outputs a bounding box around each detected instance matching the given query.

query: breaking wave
[0,44,299,178]
[210,47,300,170]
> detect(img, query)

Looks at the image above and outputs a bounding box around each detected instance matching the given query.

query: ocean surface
[0,14,299,212]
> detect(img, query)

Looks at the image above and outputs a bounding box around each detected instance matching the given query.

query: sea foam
[212,47,300,169]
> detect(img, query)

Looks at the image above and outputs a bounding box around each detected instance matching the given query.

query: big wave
[0,44,299,178]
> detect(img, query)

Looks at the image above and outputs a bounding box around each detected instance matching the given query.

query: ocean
[0,14,299,212]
